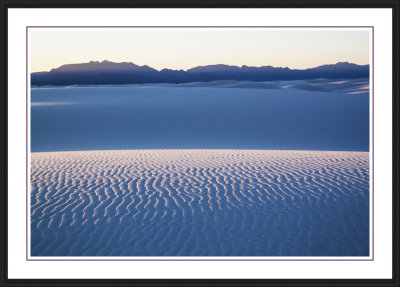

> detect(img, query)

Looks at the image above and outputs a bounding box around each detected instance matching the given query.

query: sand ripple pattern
[31,150,369,256]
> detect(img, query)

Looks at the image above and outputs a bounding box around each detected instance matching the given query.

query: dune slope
[31,80,369,152]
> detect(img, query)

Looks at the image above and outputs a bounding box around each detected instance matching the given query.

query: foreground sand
[31,149,369,256]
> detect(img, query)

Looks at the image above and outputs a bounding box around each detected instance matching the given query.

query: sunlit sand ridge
[31,149,369,256]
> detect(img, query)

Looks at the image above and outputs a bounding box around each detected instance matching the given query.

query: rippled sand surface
[31,149,369,256]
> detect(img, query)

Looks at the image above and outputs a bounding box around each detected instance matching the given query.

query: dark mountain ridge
[31,61,369,86]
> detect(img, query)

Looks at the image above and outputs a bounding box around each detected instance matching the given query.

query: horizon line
[31,60,370,74]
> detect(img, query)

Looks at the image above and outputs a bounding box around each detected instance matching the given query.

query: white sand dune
[160,78,369,94]
[31,149,369,257]
[31,78,369,94]
[30,81,369,152]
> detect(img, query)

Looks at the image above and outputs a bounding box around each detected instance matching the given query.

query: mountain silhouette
[31,61,369,86]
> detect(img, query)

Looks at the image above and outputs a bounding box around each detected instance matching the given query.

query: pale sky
[30,29,370,73]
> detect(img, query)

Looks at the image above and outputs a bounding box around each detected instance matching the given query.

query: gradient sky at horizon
[30,29,370,73]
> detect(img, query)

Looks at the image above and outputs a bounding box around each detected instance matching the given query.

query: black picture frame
[1,0,399,286]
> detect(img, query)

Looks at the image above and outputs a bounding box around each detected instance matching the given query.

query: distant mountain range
[31,61,369,86]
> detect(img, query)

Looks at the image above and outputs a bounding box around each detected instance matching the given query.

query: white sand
[31,149,369,256]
